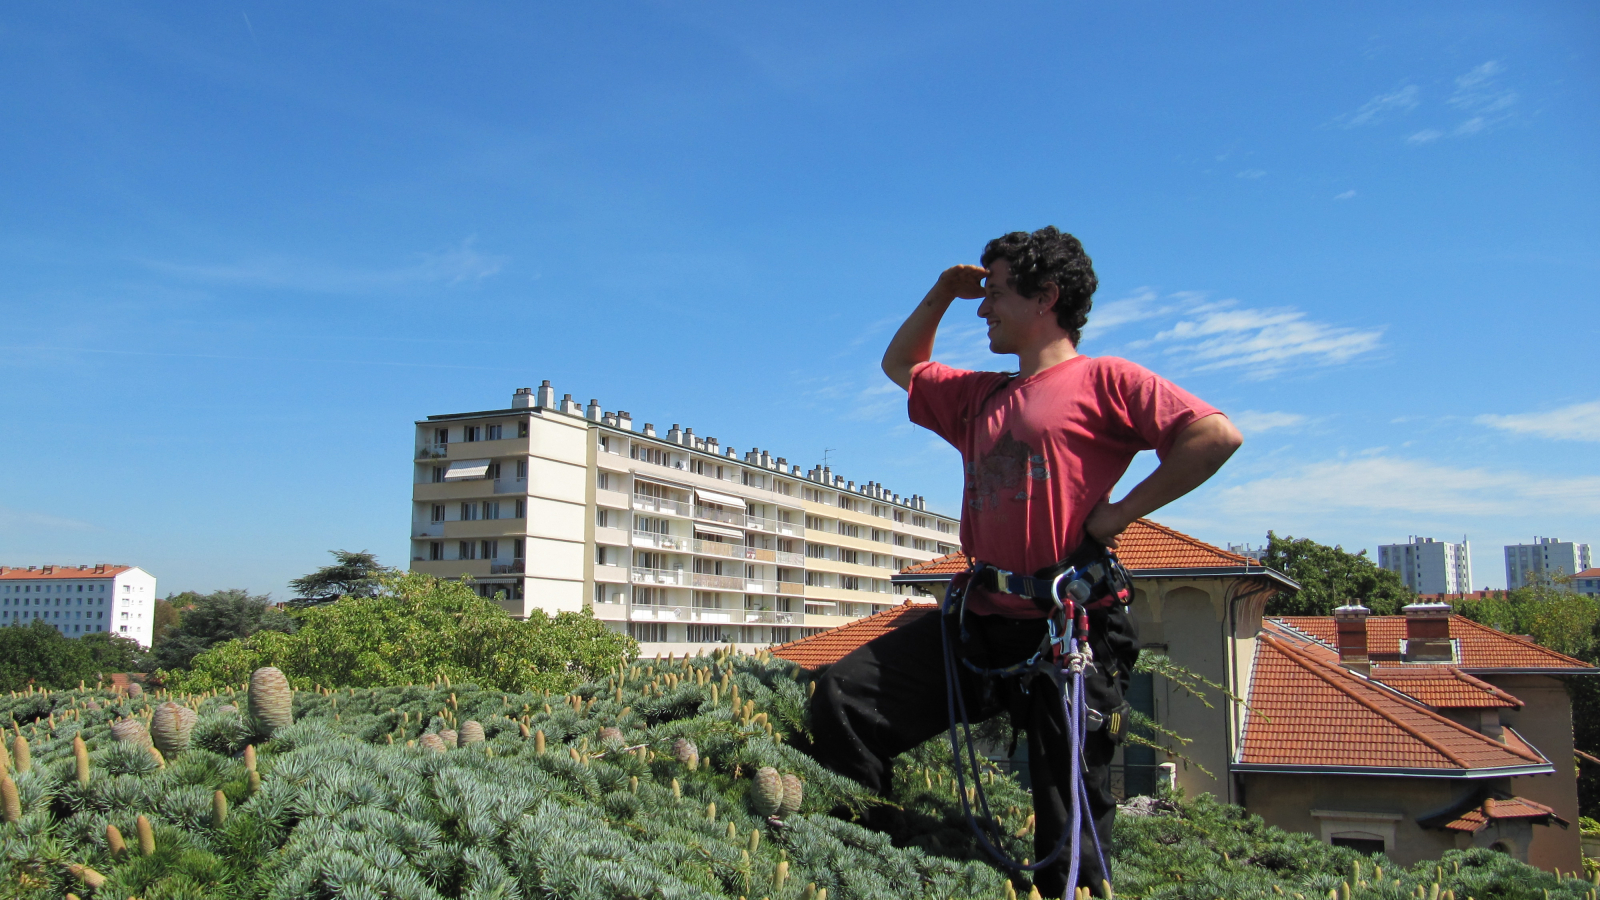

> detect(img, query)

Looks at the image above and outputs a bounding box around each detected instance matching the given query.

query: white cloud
[141,237,507,293]
[1334,190,1356,200]
[1232,410,1308,434]
[1336,85,1421,127]
[0,507,97,532]
[1476,400,1600,443]
[1406,62,1519,147]
[1126,297,1384,378]
[1236,169,1266,179]
[1215,455,1600,519]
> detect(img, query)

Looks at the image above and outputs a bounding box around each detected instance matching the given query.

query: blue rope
[939,576,1092,883]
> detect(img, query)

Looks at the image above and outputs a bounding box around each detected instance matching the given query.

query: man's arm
[1083,414,1243,548]
[882,265,987,390]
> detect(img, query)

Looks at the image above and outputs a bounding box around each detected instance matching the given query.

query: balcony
[689,571,746,591]
[493,478,528,495]
[634,530,690,552]
[745,513,801,537]
[735,608,804,625]
[634,494,693,517]
[631,566,687,586]
[416,443,449,460]
[693,505,744,527]
[414,522,444,539]
[490,561,525,574]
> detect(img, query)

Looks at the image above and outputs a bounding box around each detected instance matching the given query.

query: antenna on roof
[822,448,835,469]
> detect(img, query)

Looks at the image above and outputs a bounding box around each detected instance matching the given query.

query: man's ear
[1036,281,1060,314]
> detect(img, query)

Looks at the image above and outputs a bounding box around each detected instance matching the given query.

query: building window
[514,500,525,518]
[516,459,528,479]
[805,571,827,587]
[486,462,502,480]
[687,624,723,643]
[464,426,481,442]
[461,502,479,521]
[430,542,443,561]
[486,424,503,440]
[597,472,611,491]
[483,501,500,520]
[480,540,498,560]
[629,622,667,642]
[432,466,445,483]
[513,539,524,559]
[841,576,862,591]
[431,504,445,522]
[517,420,529,437]
[434,427,449,444]
[459,541,475,560]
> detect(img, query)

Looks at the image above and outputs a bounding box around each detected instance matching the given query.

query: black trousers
[809,600,1138,899]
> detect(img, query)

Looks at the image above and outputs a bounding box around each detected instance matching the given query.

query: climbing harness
[939,545,1133,890]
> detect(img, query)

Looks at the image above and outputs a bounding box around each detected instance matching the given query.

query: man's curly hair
[980,227,1098,345]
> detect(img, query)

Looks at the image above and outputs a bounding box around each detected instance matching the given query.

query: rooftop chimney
[537,380,556,409]
[561,393,582,416]
[586,399,602,422]
[1333,603,1371,673]
[1403,602,1455,662]
[618,412,634,432]
[512,387,535,408]
[643,423,656,437]
[667,424,681,443]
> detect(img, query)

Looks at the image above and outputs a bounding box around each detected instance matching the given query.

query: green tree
[288,549,392,604]
[0,620,146,691]
[1261,530,1415,616]
[150,595,181,645]
[150,589,295,671]
[163,572,636,693]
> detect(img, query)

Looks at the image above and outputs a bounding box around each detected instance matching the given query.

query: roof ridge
[1262,633,1544,766]
[1369,665,1523,709]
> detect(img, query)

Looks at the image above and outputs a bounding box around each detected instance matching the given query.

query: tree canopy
[1261,530,1415,616]
[0,621,147,691]
[162,572,636,693]
[288,549,392,604]
[150,588,296,671]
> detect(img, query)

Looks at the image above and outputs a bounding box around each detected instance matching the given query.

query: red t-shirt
[908,355,1222,617]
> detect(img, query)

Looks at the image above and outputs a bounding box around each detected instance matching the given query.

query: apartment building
[1377,536,1472,595]
[1504,538,1593,590]
[411,384,959,655]
[0,564,159,647]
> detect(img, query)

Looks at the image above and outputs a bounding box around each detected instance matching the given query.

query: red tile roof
[1368,668,1522,710]
[1274,614,1594,672]
[1576,568,1600,579]
[769,601,939,670]
[1437,796,1568,833]
[1239,624,1550,774]
[0,565,130,580]
[897,519,1282,578]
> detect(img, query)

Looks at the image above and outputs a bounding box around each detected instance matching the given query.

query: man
[809,227,1242,898]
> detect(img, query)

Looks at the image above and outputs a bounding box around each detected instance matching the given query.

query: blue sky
[2,2,1595,596]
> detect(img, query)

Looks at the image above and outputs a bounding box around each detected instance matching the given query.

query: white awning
[443,459,492,481]
[694,523,745,540]
[694,488,748,510]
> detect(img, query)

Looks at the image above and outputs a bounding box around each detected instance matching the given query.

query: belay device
[938,544,1133,893]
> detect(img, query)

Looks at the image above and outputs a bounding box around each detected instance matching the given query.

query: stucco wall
[1243,774,1510,867]
[1480,674,1582,871]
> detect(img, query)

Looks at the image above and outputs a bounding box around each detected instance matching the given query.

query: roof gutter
[1231,762,1555,779]
[1126,566,1301,591]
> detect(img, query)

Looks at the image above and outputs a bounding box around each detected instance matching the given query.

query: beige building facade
[411,384,959,655]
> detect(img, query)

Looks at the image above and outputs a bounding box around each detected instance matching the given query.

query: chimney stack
[586,399,603,422]
[561,393,582,416]
[536,380,556,409]
[1333,603,1371,673]
[643,423,656,437]
[1403,602,1455,662]
[618,412,633,432]
[512,387,535,408]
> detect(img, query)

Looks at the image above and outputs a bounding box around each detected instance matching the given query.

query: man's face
[976,259,1049,355]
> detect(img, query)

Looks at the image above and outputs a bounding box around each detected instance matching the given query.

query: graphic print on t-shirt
[965,430,1050,512]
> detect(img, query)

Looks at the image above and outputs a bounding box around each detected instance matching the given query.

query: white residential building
[1378,537,1472,595]
[1505,538,1594,590]
[411,383,960,656]
[0,564,159,647]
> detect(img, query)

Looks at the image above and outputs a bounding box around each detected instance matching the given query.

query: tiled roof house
[787,517,1595,871]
